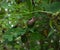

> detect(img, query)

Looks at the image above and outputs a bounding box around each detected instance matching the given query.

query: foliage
[0,0,60,50]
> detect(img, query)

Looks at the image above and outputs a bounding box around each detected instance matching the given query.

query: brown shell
[27,17,36,26]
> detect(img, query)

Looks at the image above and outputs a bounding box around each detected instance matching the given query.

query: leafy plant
[0,0,60,50]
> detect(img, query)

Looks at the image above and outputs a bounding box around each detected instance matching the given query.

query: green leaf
[48,29,55,38]
[3,34,13,41]
[48,48,54,50]
[47,2,60,12]
[26,0,33,12]
[3,28,26,41]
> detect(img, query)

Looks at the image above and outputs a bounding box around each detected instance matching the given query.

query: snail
[27,17,36,28]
